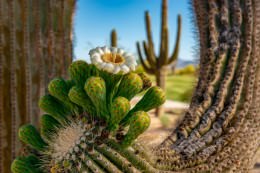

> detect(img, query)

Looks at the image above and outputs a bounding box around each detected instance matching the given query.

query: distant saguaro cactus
[0,0,76,172]
[136,0,181,117]
[110,29,117,47]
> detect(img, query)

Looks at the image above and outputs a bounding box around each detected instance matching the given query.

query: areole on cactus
[11,46,166,173]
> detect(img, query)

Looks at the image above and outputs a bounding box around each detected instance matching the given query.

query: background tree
[136,0,182,117]
[0,0,76,172]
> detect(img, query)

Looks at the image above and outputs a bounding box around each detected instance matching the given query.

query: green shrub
[175,64,196,75]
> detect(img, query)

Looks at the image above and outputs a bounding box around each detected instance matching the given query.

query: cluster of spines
[11,60,166,173]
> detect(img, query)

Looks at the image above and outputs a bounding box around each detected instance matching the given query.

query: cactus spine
[136,0,182,117]
[0,0,76,172]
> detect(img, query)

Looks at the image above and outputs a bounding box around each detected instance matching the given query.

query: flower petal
[102,46,111,54]
[113,66,121,74]
[96,47,104,54]
[91,53,102,64]
[104,63,114,73]
[117,48,124,55]
[111,47,117,54]
[96,62,106,69]
[121,65,130,74]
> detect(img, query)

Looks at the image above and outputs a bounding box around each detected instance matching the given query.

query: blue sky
[74,0,196,62]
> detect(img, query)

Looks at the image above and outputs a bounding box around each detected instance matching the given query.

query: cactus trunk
[155,67,167,117]
[0,0,76,172]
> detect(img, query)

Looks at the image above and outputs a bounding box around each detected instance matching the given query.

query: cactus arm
[142,41,156,67]
[159,0,169,66]
[108,96,130,131]
[111,29,117,47]
[121,111,151,147]
[18,124,47,151]
[40,114,61,141]
[48,78,76,110]
[38,94,70,123]
[121,86,165,125]
[11,155,43,173]
[84,76,109,120]
[68,86,96,115]
[136,42,154,74]
[116,73,143,100]
[144,11,157,62]
[168,15,181,65]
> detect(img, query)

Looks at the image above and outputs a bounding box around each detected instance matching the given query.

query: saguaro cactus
[11,0,260,172]
[136,0,181,117]
[0,0,76,172]
[11,47,166,173]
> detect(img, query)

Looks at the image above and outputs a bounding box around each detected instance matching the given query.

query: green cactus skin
[18,125,47,151]
[38,95,70,123]
[138,72,152,92]
[116,73,143,100]
[12,59,165,173]
[40,114,61,141]
[85,76,109,120]
[121,111,151,147]
[108,96,130,131]
[48,78,76,110]
[68,86,96,116]
[69,60,99,87]
[11,155,42,173]
[133,86,166,112]
[121,86,166,125]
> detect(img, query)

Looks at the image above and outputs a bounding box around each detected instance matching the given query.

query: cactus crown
[11,46,165,173]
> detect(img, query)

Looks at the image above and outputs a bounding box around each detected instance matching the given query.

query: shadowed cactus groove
[136,0,182,117]
[11,0,260,172]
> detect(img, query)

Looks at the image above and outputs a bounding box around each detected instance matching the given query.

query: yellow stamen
[102,53,125,64]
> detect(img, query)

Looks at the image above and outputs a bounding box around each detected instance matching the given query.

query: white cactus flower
[89,46,137,74]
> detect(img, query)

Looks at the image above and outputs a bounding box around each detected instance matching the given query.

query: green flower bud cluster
[11,59,165,173]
